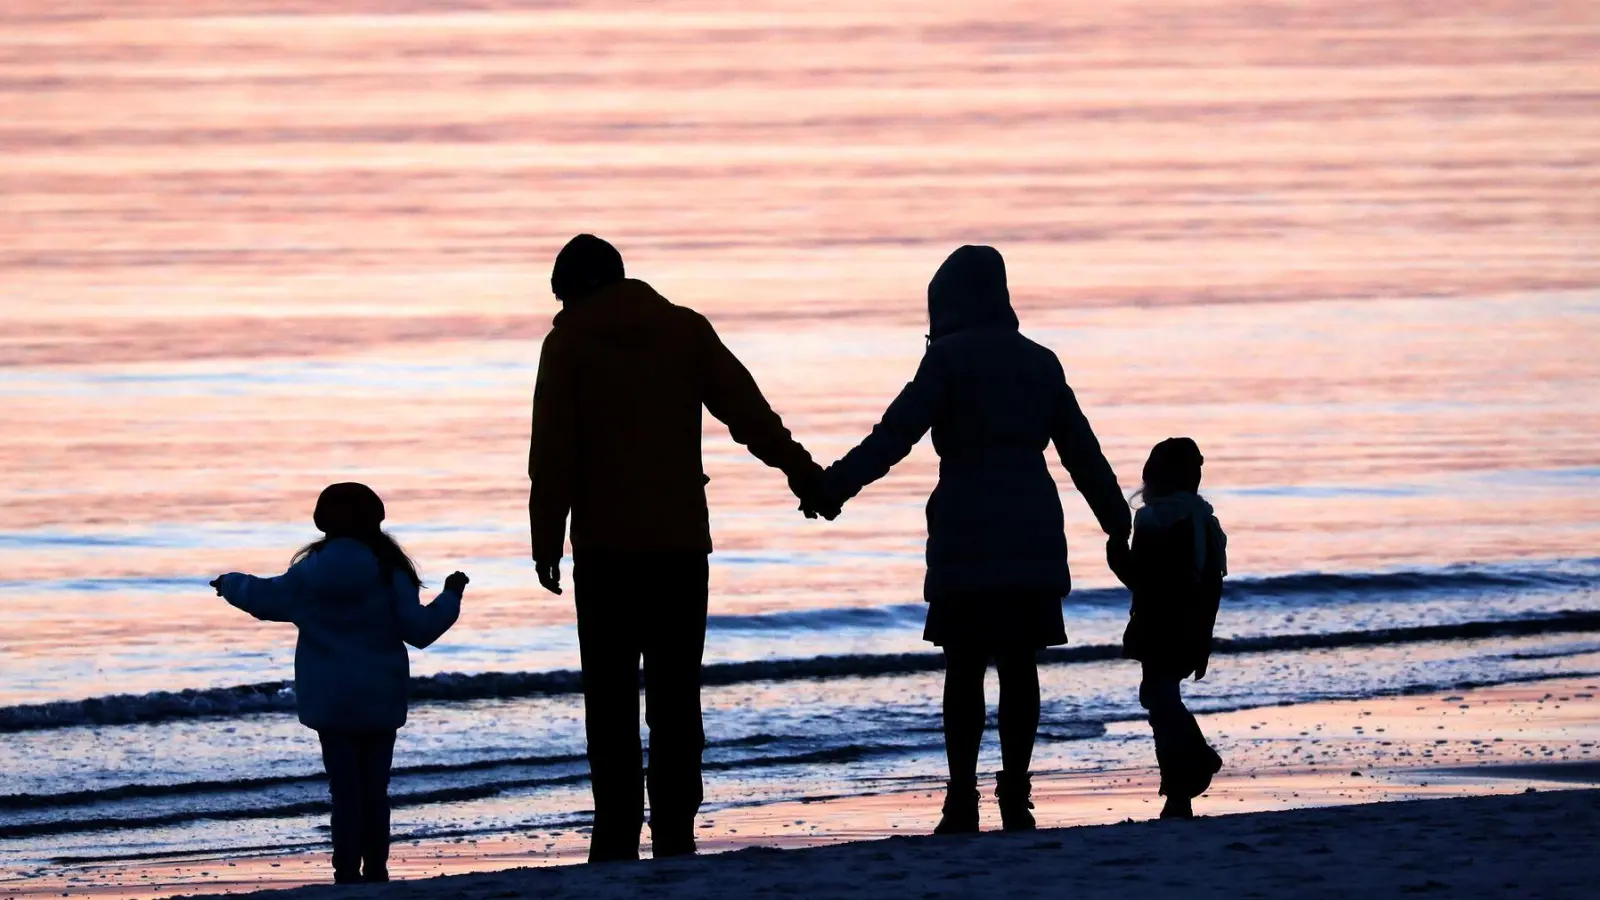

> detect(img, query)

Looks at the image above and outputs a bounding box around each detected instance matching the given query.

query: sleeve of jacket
[697,315,815,476]
[1051,380,1132,539]
[216,559,312,624]
[528,327,579,564]
[823,349,944,505]
[392,575,462,650]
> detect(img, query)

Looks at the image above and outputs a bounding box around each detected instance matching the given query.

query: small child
[212,482,466,883]
[1107,438,1227,820]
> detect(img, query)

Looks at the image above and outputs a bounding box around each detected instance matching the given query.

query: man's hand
[444,571,470,594]
[1194,657,1209,681]
[536,559,563,595]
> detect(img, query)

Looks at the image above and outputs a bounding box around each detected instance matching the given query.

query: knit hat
[312,482,386,536]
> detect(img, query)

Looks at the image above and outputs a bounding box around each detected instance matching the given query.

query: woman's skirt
[923,589,1068,650]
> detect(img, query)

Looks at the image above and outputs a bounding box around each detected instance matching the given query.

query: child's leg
[356,731,397,881]
[941,646,989,787]
[317,731,364,883]
[1139,664,1218,798]
[993,648,1040,776]
[1138,665,1187,796]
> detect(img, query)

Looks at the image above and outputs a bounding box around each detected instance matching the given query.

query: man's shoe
[652,838,697,859]
[588,843,640,864]
[933,782,981,835]
[361,867,389,883]
[996,771,1037,832]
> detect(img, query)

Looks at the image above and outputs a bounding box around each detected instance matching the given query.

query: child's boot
[1188,746,1224,798]
[1160,795,1194,819]
[933,781,980,835]
[996,771,1036,832]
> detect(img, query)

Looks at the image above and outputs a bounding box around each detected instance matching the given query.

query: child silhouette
[1107,438,1227,819]
[212,482,465,882]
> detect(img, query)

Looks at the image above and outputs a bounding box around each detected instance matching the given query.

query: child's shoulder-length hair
[293,531,423,589]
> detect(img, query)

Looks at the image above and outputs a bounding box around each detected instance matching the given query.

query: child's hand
[444,571,470,594]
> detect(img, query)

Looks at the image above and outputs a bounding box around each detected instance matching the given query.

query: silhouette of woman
[818,246,1130,833]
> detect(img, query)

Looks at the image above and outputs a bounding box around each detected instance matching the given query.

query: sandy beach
[171,788,1599,900]
[7,674,1596,899]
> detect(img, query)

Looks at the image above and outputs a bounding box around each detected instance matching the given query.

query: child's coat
[216,538,461,731]
[1114,492,1227,675]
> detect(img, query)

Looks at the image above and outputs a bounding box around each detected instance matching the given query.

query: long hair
[292,529,423,589]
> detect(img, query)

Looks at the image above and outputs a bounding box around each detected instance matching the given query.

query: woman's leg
[992,648,1041,830]
[993,649,1041,776]
[935,645,988,834]
[941,645,988,787]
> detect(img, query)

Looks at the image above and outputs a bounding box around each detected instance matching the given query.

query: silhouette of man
[528,234,825,861]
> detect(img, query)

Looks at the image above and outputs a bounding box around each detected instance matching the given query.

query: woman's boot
[995,771,1036,832]
[933,781,980,835]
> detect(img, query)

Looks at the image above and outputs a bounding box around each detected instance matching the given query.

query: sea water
[1,0,1597,870]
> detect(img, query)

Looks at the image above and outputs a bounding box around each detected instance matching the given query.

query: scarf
[1134,491,1228,578]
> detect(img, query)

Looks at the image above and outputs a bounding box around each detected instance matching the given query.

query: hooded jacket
[1113,492,1227,672]
[528,278,816,562]
[824,246,1131,600]
[216,538,461,732]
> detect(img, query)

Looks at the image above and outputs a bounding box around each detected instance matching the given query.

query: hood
[553,278,675,332]
[927,245,1019,342]
[1135,492,1228,577]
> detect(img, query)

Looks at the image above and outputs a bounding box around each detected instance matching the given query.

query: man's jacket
[529,278,815,562]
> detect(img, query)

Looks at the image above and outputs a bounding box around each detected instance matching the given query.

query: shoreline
[3,673,1596,898]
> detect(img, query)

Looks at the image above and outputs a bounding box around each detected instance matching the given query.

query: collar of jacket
[553,278,674,330]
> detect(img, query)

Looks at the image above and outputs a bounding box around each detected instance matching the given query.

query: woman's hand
[444,571,470,594]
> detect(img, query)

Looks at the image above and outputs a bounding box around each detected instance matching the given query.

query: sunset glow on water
[1,0,1597,875]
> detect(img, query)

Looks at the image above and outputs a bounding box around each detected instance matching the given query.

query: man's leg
[641,553,709,857]
[575,554,646,862]
[317,731,364,883]
[357,731,396,882]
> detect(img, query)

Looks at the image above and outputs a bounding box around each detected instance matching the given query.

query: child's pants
[1139,664,1221,798]
[318,729,397,881]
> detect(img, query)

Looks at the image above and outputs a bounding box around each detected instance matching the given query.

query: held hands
[789,463,841,522]
[444,571,470,595]
[209,576,227,596]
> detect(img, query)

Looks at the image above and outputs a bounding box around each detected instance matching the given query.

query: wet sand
[176,788,1600,900]
[4,675,1596,898]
